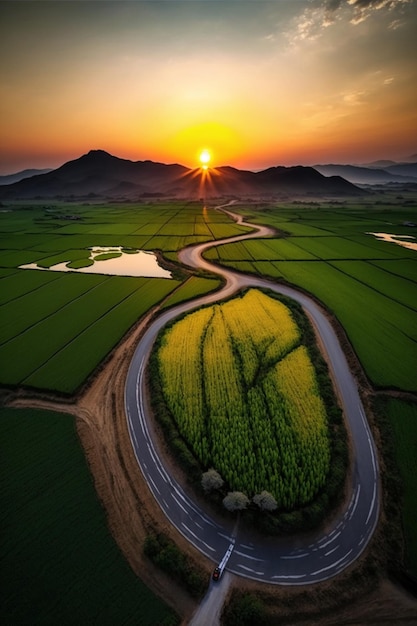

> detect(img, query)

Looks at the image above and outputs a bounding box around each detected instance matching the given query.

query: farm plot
[270,262,417,391]
[0,268,61,305]
[0,201,251,394]
[207,241,255,262]
[0,272,109,344]
[208,201,417,393]
[0,407,179,625]
[193,220,213,237]
[259,239,318,261]
[0,275,180,392]
[289,236,403,260]
[0,248,52,268]
[385,399,417,578]
[270,221,335,237]
[205,238,317,262]
[156,289,331,509]
[205,222,253,240]
[160,276,221,310]
[348,234,417,258]
[329,261,417,311]
[143,235,187,251]
[211,256,417,391]
[370,259,417,283]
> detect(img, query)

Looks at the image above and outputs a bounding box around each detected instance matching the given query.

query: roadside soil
[5,270,417,624]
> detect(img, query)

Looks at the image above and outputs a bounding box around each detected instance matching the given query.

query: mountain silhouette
[0,149,364,199]
[0,168,53,185]
[314,163,417,185]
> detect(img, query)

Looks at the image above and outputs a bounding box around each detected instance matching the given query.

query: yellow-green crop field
[157,289,330,509]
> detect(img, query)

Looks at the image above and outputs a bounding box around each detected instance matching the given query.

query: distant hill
[0,149,364,200]
[0,168,53,185]
[314,163,417,185]
[361,160,398,168]
[360,160,417,178]
[383,162,417,178]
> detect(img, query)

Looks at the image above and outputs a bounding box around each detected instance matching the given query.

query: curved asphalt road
[125,205,379,585]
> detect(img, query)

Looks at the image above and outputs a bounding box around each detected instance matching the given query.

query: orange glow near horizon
[174,158,229,199]
[162,122,246,169]
[1,2,416,174]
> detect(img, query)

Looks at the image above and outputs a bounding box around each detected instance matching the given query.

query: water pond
[367,232,417,252]
[20,246,173,278]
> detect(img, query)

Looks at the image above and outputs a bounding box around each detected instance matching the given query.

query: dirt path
[188,573,233,626]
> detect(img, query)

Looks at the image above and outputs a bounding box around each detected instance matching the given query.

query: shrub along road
[125,204,380,585]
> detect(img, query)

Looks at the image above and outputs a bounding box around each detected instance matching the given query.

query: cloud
[340,0,411,26]
[287,0,412,44]
[287,7,334,44]
[388,17,405,27]
[342,90,367,105]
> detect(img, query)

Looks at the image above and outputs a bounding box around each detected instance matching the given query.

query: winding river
[124,204,380,585]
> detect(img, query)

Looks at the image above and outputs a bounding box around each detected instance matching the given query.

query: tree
[201,468,224,493]
[223,491,250,512]
[252,490,278,512]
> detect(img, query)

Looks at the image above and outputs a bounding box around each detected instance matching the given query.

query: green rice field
[0,202,237,393]
[206,202,417,392]
[0,407,179,625]
[1,196,416,591]
[385,399,417,579]
[0,273,180,392]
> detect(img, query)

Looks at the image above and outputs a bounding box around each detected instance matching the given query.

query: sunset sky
[1,0,416,174]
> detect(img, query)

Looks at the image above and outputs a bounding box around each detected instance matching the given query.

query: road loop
[125,203,380,584]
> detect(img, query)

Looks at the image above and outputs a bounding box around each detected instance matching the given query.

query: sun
[199,149,211,169]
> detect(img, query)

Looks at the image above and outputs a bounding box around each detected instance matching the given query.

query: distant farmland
[204,203,417,392]
[0,202,234,393]
[1,197,416,586]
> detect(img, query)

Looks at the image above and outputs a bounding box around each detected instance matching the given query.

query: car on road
[212,567,221,581]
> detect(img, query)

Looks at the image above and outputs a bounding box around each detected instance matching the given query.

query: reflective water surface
[367,232,417,252]
[20,246,172,278]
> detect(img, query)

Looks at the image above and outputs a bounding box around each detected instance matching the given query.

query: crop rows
[160,276,221,310]
[157,289,330,509]
[0,273,109,344]
[330,260,417,311]
[207,222,417,392]
[0,201,252,394]
[0,275,179,392]
[270,261,417,391]
[0,268,60,305]
[385,399,417,577]
[0,407,179,625]
[207,238,317,261]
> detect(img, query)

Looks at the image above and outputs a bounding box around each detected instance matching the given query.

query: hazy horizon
[1,146,417,179]
[1,0,417,175]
